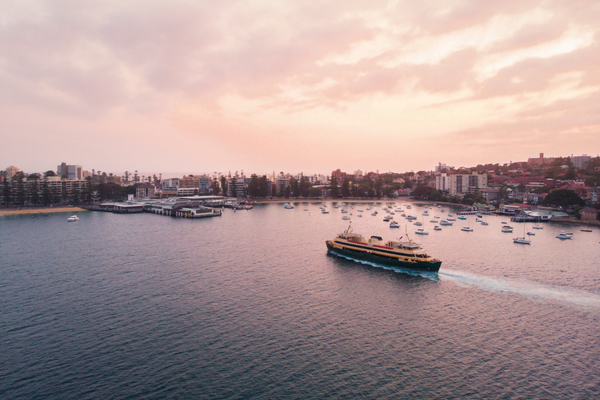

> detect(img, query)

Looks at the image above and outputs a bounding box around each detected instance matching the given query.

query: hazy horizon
[2,1,599,174]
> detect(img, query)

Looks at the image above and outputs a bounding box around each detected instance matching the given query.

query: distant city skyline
[4,149,598,180]
[2,1,599,174]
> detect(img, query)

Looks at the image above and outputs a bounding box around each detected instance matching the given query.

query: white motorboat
[283,203,294,209]
[67,215,79,222]
[461,226,473,232]
[415,229,428,235]
[389,221,400,228]
[556,232,572,240]
[501,226,513,233]
[439,220,453,226]
[532,225,543,230]
[433,226,441,231]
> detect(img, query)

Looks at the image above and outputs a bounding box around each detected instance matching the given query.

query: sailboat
[513,224,531,244]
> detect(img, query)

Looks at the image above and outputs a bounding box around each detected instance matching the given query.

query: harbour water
[1,201,600,399]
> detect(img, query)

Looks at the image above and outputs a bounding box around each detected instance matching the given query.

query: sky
[2,0,600,177]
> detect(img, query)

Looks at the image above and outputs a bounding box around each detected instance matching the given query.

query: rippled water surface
[1,201,600,399]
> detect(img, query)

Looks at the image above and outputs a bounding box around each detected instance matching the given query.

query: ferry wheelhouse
[326,225,441,272]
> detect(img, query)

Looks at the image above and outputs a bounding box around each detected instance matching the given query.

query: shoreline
[0,207,89,216]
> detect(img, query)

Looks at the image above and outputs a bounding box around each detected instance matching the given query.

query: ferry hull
[326,241,441,272]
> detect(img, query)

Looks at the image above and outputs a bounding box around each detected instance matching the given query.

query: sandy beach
[0,207,89,216]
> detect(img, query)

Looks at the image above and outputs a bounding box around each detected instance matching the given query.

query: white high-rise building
[436,173,487,196]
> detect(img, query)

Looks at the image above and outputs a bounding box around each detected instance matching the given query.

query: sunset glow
[2,0,599,175]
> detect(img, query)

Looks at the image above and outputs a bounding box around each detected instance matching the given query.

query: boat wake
[440,269,600,309]
[328,251,440,281]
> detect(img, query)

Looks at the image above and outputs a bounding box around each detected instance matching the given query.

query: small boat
[342,216,350,220]
[414,222,422,226]
[423,210,429,215]
[501,221,508,224]
[532,225,543,230]
[383,216,392,222]
[440,220,453,226]
[357,214,362,218]
[433,226,441,231]
[415,229,428,235]
[304,208,308,211]
[513,237,531,244]
[501,226,513,233]
[481,221,489,226]
[527,232,535,236]
[430,220,437,223]
[556,232,572,240]
[461,226,473,232]
[321,208,329,214]
[447,217,456,221]
[434,216,440,219]
[475,218,482,222]
[389,221,400,228]
[67,215,79,222]
[458,216,467,220]
[341,209,348,213]
[581,229,592,232]
[406,215,417,220]
[283,203,294,209]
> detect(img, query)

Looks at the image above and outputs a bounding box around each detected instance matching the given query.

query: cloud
[2,0,600,173]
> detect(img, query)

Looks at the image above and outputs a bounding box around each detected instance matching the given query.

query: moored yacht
[556,232,572,240]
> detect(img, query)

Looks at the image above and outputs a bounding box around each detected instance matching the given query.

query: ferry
[325,224,441,272]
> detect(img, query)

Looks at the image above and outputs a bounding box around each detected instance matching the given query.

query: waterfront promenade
[0,207,88,216]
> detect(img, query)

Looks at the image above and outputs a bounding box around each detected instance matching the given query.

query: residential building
[436,172,487,196]
[136,184,156,199]
[331,169,347,183]
[57,162,83,180]
[581,207,599,220]
[434,163,448,172]
[228,177,246,198]
[480,188,500,202]
[162,178,179,192]
[6,166,20,179]
[198,175,211,195]
[178,175,199,196]
[571,154,591,169]
[275,176,290,196]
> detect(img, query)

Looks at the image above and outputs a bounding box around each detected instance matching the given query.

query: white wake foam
[440,269,600,309]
